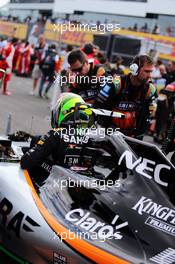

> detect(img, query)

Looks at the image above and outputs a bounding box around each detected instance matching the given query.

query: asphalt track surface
[0,74,51,136]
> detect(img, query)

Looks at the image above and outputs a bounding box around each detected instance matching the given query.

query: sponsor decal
[118,150,170,186]
[145,217,175,236]
[64,155,80,167]
[150,248,175,264]
[118,102,137,111]
[132,196,175,235]
[41,162,52,172]
[70,166,88,171]
[62,134,89,144]
[65,208,128,240]
[0,197,40,238]
[37,139,44,145]
[87,90,97,97]
[53,252,67,264]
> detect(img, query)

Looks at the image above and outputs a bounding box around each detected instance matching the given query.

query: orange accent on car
[24,170,130,264]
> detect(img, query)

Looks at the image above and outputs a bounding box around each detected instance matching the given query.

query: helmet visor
[62,108,93,127]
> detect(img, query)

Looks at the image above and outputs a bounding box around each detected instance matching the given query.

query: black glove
[8,131,33,142]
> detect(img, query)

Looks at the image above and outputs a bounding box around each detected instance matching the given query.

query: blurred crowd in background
[0,14,175,37]
[1,33,175,94]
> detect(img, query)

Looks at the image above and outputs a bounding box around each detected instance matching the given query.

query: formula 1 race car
[0,131,175,264]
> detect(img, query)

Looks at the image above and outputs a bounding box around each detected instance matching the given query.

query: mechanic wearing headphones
[94,55,156,139]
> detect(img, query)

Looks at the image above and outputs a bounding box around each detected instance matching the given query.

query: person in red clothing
[82,43,100,65]
[12,39,21,71]
[17,41,31,76]
[0,56,8,89]
[0,38,17,95]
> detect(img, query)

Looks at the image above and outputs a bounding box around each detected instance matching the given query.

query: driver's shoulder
[36,129,62,144]
[51,128,69,139]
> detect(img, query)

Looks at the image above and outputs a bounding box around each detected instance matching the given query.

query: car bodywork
[0,132,175,264]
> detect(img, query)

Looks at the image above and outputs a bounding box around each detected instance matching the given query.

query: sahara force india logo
[132,196,175,236]
[65,208,128,240]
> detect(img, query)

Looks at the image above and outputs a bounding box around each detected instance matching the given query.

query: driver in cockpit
[20,92,97,177]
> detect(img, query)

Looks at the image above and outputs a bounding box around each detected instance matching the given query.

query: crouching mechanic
[20,93,96,179]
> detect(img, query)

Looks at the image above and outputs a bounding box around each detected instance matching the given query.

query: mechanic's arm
[20,131,57,170]
[94,80,119,109]
[135,83,157,139]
